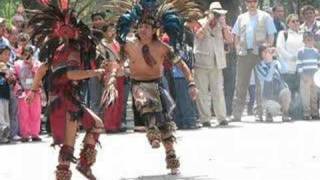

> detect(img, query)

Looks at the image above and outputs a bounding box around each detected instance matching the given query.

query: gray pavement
[1,117,320,180]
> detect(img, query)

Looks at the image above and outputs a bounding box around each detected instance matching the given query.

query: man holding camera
[194,2,233,127]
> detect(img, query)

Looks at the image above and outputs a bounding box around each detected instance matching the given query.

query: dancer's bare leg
[56,113,78,180]
[76,111,103,180]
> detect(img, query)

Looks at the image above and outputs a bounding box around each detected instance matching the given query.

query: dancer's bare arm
[30,63,48,92]
[164,45,198,100]
[66,51,105,80]
[176,60,194,83]
[66,69,105,80]
[26,63,48,103]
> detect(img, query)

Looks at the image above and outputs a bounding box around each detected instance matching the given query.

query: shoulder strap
[283,30,288,41]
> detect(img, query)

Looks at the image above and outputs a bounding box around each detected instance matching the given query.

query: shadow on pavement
[121,174,215,180]
[0,140,46,146]
[209,124,242,129]
[240,121,284,124]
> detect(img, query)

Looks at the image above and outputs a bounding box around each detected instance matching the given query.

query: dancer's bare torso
[124,39,170,81]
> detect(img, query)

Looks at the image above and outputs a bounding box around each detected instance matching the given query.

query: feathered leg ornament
[100,62,120,108]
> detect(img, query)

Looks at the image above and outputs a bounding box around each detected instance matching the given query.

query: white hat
[209,2,228,14]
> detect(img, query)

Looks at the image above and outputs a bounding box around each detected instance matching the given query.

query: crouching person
[255,44,291,122]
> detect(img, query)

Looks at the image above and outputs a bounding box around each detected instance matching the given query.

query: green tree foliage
[297,0,320,7]
[272,0,320,14]
[22,0,96,23]
[0,0,20,24]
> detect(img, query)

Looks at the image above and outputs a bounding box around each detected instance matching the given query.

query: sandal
[169,168,180,175]
[76,165,96,180]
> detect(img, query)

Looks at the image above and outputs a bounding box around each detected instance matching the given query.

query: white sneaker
[10,135,21,141]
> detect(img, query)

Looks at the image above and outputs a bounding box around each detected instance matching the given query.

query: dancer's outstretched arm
[163,45,198,101]
[66,69,105,80]
[26,63,48,103]
[176,60,198,101]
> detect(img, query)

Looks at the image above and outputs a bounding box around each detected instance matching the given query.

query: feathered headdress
[23,0,96,66]
[105,0,202,51]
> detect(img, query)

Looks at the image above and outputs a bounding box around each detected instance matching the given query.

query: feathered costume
[26,0,97,145]
[100,0,203,106]
[103,0,201,174]
[24,0,104,179]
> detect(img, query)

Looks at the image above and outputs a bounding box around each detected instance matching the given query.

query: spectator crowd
[2,1,320,144]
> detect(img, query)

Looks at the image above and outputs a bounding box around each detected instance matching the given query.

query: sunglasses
[290,20,299,23]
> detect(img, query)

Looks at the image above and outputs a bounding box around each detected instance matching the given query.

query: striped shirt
[255,60,287,100]
[296,47,320,75]
[256,61,282,84]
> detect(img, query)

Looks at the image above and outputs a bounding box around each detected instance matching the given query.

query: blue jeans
[122,77,131,124]
[248,85,256,113]
[88,77,103,117]
[9,89,19,137]
[173,77,197,128]
[223,51,237,116]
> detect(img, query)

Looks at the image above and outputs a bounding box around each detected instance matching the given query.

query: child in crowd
[296,32,320,120]
[15,33,29,60]
[255,44,291,122]
[0,44,15,143]
[14,45,41,142]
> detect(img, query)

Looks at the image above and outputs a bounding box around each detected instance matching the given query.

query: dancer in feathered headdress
[24,0,108,179]
[102,0,201,175]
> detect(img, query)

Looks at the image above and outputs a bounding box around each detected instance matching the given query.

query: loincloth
[131,79,176,120]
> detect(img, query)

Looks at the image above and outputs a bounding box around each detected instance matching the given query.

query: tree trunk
[220,0,241,24]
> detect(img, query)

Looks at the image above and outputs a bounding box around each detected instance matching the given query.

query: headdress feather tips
[115,0,202,51]
[25,0,96,65]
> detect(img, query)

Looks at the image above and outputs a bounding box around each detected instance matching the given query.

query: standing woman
[173,11,202,129]
[276,14,304,99]
[98,24,126,133]
[276,14,304,120]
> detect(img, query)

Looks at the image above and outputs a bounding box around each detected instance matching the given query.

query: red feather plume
[59,0,69,10]
[38,0,51,5]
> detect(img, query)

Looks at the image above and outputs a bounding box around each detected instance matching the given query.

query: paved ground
[1,117,320,180]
